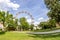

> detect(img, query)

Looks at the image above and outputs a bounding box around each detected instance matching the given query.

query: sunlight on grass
[0,31,60,40]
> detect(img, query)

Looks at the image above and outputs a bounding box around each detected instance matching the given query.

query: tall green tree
[44,0,60,27]
[19,17,29,30]
[6,12,18,31]
[7,19,18,31]
[0,11,19,31]
[0,11,7,27]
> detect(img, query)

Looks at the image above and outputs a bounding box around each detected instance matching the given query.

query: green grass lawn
[0,31,60,40]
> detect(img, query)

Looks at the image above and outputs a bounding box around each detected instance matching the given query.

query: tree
[14,19,18,31]
[29,24,34,30]
[0,11,19,31]
[19,17,29,31]
[48,19,56,28]
[38,19,56,29]
[0,11,6,27]
[44,0,60,27]
[44,0,59,9]
[38,22,50,29]
[6,14,18,31]
[0,11,10,31]
[0,11,13,27]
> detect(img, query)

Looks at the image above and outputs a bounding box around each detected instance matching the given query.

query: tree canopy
[44,0,60,26]
[19,17,29,30]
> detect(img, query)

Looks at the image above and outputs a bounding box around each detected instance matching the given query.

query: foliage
[44,0,60,26]
[48,19,56,28]
[0,11,32,31]
[0,11,18,31]
[29,24,34,30]
[38,19,56,29]
[19,17,29,30]
[38,22,50,29]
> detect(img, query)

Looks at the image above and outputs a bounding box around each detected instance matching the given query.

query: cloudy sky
[0,0,49,26]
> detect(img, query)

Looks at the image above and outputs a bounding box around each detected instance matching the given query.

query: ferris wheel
[14,10,34,25]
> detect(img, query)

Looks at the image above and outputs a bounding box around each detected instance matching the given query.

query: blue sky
[0,0,49,25]
[11,0,49,18]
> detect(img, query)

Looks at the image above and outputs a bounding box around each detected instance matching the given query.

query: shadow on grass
[0,31,6,35]
[28,33,60,38]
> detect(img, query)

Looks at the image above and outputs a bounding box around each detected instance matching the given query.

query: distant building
[33,26,42,30]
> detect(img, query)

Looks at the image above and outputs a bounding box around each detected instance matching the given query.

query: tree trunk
[56,22,60,28]
[16,26,19,31]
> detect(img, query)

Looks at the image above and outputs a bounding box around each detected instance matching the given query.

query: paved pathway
[28,29,60,35]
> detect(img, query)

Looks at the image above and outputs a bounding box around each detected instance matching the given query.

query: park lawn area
[0,31,60,40]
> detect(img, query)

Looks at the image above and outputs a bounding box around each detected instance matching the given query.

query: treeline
[0,11,34,31]
[38,0,60,29]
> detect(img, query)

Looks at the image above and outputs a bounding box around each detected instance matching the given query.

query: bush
[0,29,6,35]
[34,28,60,32]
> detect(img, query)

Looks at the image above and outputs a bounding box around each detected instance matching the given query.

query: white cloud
[38,17,44,21]
[26,17,49,26]
[34,17,49,26]
[27,19,31,24]
[25,16,29,19]
[0,0,20,10]
[25,16,32,24]
[34,21,40,26]
[38,17,49,22]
